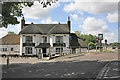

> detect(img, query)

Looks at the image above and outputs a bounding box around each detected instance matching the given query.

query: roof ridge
[34,24,43,33]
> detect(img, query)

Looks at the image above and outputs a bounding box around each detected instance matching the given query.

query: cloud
[7,21,34,34]
[41,17,58,24]
[107,12,119,23]
[80,17,117,43]
[80,17,108,34]
[64,0,118,15]
[70,14,83,21]
[0,27,8,38]
[7,24,21,34]
[22,1,60,19]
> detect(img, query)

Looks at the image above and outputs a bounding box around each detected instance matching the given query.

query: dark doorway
[42,48,46,53]
[72,48,76,54]
[42,48,47,57]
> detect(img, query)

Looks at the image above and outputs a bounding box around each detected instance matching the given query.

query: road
[1,52,120,79]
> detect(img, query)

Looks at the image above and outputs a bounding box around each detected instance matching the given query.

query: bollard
[7,56,9,66]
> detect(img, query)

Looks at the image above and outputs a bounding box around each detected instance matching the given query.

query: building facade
[0,34,20,54]
[20,17,88,57]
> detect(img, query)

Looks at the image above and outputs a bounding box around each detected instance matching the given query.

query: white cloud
[41,17,58,24]
[0,27,8,38]
[80,17,109,34]
[80,17,117,43]
[64,0,118,15]
[70,14,83,21]
[107,12,119,23]
[7,21,35,34]
[22,1,60,19]
[7,24,21,34]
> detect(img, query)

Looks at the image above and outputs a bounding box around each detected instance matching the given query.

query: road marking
[103,76,120,79]
[95,61,111,80]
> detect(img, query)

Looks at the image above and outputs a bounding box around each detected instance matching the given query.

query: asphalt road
[2,60,120,79]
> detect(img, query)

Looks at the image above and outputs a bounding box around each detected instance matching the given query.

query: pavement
[1,50,120,79]
[0,51,118,65]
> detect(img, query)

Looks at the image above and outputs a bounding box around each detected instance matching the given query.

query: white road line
[103,76,120,79]
[95,61,111,80]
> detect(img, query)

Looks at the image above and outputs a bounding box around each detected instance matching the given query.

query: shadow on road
[2,60,115,79]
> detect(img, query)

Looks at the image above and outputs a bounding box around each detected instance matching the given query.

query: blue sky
[0,0,119,43]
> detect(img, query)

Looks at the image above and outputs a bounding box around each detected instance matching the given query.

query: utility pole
[100,39,102,52]
[96,38,99,52]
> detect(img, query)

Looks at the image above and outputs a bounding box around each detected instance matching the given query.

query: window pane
[25,47,32,54]
[11,48,13,51]
[56,36,63,43]
[56,48,63,54]
[26,36,33,43]
[43,36,47,43]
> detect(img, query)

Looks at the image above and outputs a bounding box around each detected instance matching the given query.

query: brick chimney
[21,17,25,29]
[67,16,71,33]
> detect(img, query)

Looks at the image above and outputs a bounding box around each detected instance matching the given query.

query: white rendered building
[0,34,20,54]
[19,17,88,57]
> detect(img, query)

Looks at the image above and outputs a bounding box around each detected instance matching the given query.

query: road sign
[98,34,103,40]
[105,39,107,43]
[68,36,70,39]
[105,43,107,45]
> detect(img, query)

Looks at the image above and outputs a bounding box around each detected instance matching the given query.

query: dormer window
[25,36,33,43]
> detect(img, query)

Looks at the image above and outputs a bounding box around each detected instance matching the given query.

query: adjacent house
[19,17,88,58]
[0,34,20,54]
[70,33,88,53]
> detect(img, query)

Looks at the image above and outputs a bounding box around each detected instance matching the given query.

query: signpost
[96,38,99,51]
[98,34,103,52]
[105,39,107,50]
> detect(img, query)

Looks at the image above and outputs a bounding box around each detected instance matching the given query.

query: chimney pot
[68,16,70,21]
[67,16,71,33]
[21,17,25,29]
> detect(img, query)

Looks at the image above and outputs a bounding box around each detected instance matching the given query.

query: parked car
[116,46,120,49]
[112,46,116,49]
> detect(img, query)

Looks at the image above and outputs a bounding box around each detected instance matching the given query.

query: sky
[0,0,119,43]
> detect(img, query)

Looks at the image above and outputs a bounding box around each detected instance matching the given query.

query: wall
[81,48,87,53]
[0,45,20,54]
[20,34,70,55]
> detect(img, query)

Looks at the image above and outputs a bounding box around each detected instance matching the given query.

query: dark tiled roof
[70,33,88,48]
[0,34,20,45]
[35,43,50,48]
[20,24,69,34]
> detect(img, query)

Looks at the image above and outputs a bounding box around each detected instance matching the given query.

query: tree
[74,31,97,49]
[74,31,81,38]
[2,2,33,28]
[1,0,58,28]
[88,42,95,49]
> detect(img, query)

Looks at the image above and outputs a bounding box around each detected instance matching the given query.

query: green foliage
[41,0,58,8]
[8,31,16,34]
[2,2,33,28]
[109,42,120,47]
[88,42,96,49]
[74,31,97,49]
[74,31,81,38]
[74,31,97,44]
[1,1,58,28]
[104,50,112,53]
